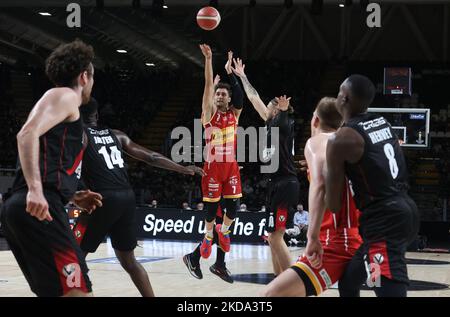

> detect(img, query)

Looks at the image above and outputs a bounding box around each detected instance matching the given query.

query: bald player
[326,75,419,297]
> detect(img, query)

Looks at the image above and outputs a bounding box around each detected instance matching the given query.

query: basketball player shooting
[198,44,244,260]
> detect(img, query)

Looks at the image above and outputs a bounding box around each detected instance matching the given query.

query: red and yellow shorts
[292,228,362,296]
[202,161,242,203]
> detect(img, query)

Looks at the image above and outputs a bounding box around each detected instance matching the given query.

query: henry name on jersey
[87,128,114,145]
[358,116,394,145]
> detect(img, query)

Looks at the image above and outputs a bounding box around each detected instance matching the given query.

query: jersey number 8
[383,143,399,179]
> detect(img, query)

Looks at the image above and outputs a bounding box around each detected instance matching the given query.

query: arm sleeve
[228,73,244,109]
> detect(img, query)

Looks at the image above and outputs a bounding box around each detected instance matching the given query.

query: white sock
[221,224,230,233]
[206,229,214,239]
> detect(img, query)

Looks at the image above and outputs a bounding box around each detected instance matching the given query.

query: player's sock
[215,224,231,252]
[215,247,226,267]
[220,224,230,234]
[192,243,202,263]
[206,228,214,239]
[200,235,213,259]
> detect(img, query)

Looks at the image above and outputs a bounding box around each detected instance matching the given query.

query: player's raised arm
[325,127,364,212]
[200,44,215,124]
[231,57,269,121]
[112,129,205,177]
[225,51,243,121]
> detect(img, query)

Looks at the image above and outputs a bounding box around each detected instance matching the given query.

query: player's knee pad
[205,202,219,223]
[224,198,239,220]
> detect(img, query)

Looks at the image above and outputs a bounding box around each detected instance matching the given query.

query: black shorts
[0,190,92,297]
[265,175,300,233]
[74,189,137,253]
[342,194,420,287]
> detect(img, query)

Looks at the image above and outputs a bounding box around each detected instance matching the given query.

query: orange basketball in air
[196,6,221,31]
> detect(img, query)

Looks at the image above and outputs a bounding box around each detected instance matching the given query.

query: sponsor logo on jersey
[75,230,81,238]
[278,215,285,222]
[88,128,110,136]
[359,117,386,131]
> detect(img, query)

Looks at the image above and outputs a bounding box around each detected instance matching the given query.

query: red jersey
[320,180,360,232]
[203,109,237,163]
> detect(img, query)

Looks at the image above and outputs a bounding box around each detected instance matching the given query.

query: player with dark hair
[74,98,204,296]
[197,45,244,262]
[261,97,362,296]
[325,74,419,297]
[232,58,299,276]
[0,40,101,297]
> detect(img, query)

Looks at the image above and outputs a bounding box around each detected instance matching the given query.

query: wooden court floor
[1,239,449,297]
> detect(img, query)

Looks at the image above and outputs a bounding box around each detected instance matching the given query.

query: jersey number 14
[98,146,124,169]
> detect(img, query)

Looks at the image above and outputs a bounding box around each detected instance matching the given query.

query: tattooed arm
[231,58,269,122]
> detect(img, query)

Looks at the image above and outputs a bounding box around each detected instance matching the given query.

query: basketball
[196,6,221,31]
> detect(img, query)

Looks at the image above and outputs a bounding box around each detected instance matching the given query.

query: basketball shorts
[292,228,362,296]
[202,161,242,203]
[73,188,137,253]
[354,194,420,285]
[265,175,299,233]
[1,189,92,296]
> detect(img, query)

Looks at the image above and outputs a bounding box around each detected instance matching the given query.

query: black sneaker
[183,253,203,279]
[209,263,234,284]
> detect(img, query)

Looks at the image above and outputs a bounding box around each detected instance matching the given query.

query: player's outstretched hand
[275,95,291,111]
[199,44,212,59]
[214,74,221,86]
[225,51,233,74]
[305,238,323,269]
[185,165,206,177]
[72,190,103,214]
[231,58,246,77]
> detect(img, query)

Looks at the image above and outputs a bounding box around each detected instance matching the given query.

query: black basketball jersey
[81,126,131,191]
[343,113,410,210]
[12,118,86,203]
[263,111,297,179]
